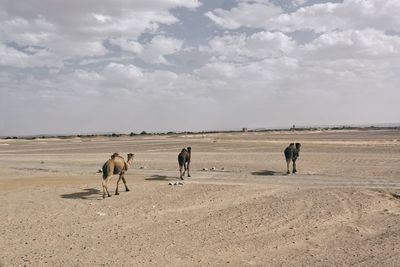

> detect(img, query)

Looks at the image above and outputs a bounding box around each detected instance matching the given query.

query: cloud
[138,36,184,64]
[108,38,143,54]
[205,31,295,61]
[101,63,144,93]
[205,1,282,29]
[290,0,308,8]
[301,29,400,59]
[0,44,62,68]
[0,0,200,62]
[108,35,183,64]
[270,0,400,32]
[206,0,400,32]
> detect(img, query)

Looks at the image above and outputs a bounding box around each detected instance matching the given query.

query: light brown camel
[101,153,134,198]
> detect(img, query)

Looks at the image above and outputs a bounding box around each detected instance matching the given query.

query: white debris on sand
[203,167,224,171]
[169,182,184,186]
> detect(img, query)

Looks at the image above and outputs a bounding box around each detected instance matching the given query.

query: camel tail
[284,148,293,161]
[178,155,185,167]
[102,162,108,179]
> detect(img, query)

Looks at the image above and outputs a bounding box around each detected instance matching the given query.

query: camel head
[295,143,301,151]
[187,147,191,152]
[127,153,134,164]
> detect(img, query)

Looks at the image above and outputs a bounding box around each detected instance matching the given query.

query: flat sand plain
[0,129,399,266]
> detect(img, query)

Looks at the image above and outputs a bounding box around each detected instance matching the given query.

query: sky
[0,0,399,136]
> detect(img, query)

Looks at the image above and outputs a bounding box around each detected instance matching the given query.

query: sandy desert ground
[0,129,399,266]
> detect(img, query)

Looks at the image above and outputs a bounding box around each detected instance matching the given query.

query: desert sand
[0,129,399,266]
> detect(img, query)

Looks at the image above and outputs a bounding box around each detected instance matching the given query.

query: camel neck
[126,158,133,167]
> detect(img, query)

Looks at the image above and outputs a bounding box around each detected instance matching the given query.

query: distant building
[242,128,248,132]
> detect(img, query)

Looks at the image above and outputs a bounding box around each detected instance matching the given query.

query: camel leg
[292,160,297,174]
[286,160,290,175]
[187,162,191,177]
[181,164,186,180]
[102,177,112,198]
[115,174,122,195]
[121,175,130,192]
[179,165,183,179]
[102,179,106,199]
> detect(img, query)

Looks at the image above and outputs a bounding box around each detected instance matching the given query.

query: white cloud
[0,0,200,63]
[0,45,30,67]
[139,36,183,64]
[108,35,184,64]
[92,13,112,23]
[103,62,143,83]
[74,69,103,81]
[108,38,143,54]
[205,31,295,61]
[301,29,400,59]
[0,44,62,68]
[206,0,400,32]
[206,1,282,29]
[2,16,57,45]
[290,0,308,7]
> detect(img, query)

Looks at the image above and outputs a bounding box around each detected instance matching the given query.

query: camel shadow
[61,188,100,200]
[145,175,177,181]
[252,170,285,176]
[391,193,400,199]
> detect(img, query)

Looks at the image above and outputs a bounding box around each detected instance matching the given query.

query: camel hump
[111,152,119,159]
[113,156,125,165]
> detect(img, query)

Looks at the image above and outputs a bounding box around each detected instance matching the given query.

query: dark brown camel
[178,147,191,180]
[101,153,134,198]
[284,143,301,174]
